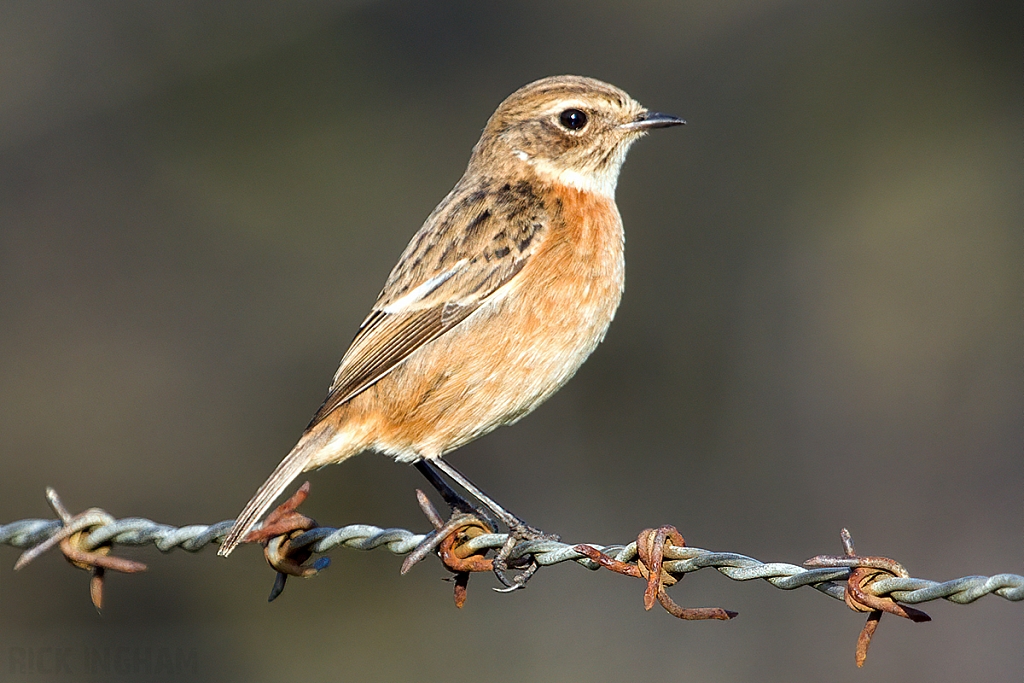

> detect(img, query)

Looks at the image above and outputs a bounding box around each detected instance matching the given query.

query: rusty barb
[14,488,147,610]
[401,490,497,608]
[575,526,737,622]
[241,482,331,602]
[805,528,931,667]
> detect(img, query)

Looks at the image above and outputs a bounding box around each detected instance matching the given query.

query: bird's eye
[558,109,588,131]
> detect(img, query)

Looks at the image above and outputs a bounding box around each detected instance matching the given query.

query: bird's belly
[366,282,622,459]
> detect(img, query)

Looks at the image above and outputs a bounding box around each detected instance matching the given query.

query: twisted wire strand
[2,516,1021,607]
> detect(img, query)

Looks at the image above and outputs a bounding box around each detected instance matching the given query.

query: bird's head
[471,75,684,197]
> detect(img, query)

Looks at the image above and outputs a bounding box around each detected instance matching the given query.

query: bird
[218,75,684,583]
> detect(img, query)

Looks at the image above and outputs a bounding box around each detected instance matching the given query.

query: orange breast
[326,183,625,463]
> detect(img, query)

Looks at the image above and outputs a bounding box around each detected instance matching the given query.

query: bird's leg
[428,458,559,590]
[414,460,497,529]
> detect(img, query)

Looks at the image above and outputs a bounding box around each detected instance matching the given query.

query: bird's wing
[308,179,549,427]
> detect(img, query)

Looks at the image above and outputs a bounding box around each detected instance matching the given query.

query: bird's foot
[411,458,558,591]
[491,520,559,591]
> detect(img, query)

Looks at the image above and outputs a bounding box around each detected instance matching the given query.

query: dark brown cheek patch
[507,120,584,157]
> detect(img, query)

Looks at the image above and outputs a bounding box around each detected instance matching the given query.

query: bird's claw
[490,521,559,590]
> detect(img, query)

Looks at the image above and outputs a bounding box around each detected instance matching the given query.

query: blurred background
[0,1,1020,681]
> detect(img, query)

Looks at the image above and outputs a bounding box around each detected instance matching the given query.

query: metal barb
[13,488,146,610]
[402,489,497,607]
[239,482,331,601]
[805,528,931,667]
[576,526,737,622]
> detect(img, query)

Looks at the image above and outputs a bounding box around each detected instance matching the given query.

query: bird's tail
[218,429,329,557]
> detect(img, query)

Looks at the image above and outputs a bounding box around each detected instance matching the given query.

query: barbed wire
[4,502,1021,605]
[2,486,1021,667]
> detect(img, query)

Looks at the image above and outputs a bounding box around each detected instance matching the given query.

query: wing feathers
[308,178,548,428]
[309,304,477,425]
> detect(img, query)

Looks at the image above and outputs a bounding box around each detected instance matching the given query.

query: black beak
[620,111,686,131]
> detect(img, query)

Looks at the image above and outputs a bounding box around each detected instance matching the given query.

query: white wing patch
[380,259,468,314]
